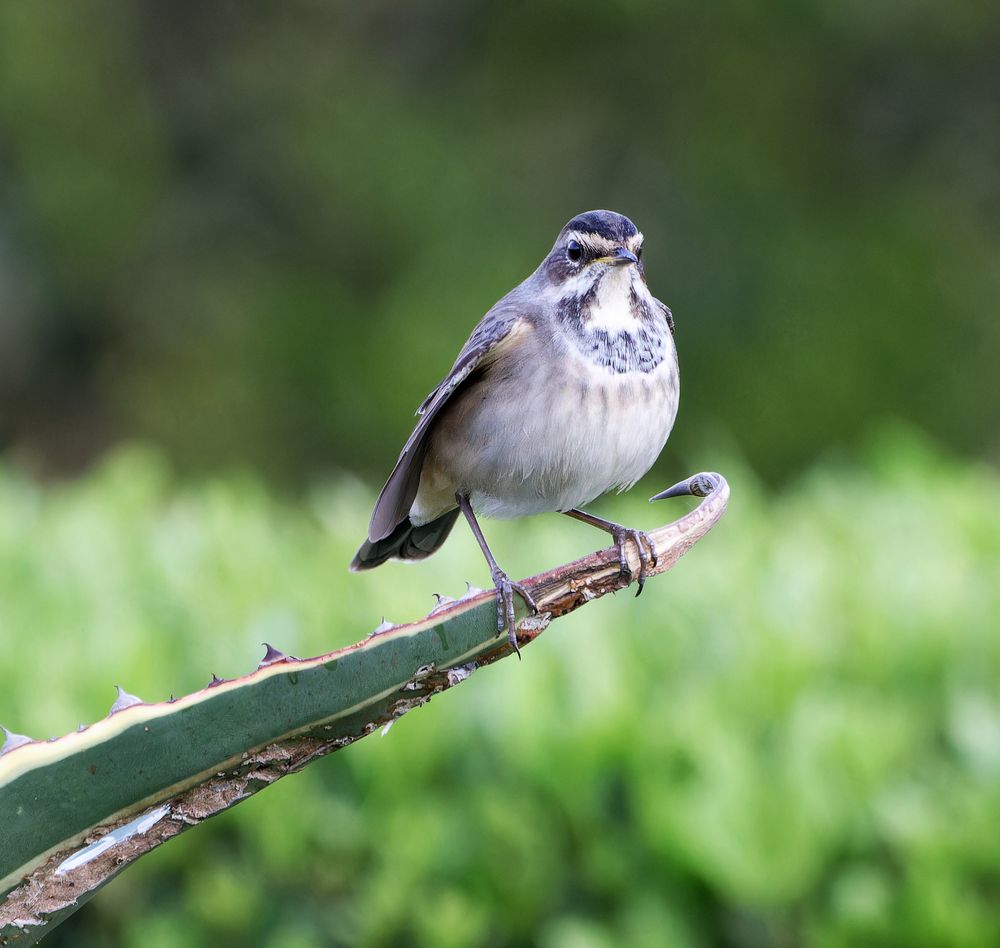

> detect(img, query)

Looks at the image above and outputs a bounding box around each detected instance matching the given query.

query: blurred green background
[1,2,999,946]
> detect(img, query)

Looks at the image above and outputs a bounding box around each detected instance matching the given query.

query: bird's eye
[635,245,643,260]
[567,240,583,262]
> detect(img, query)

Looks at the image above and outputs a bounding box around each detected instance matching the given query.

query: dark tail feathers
[349,508,460,571]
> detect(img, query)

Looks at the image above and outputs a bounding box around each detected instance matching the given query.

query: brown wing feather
[367,307,531,542]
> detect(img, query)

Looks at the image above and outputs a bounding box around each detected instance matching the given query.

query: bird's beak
[597,247,639,266]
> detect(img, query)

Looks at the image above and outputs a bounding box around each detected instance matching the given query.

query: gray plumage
[351,209,679,592]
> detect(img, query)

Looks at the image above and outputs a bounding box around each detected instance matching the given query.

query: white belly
[416,351,679,521]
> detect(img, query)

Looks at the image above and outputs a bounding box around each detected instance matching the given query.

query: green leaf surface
[0,472,728,942]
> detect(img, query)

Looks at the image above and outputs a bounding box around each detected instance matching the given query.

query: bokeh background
[2,2,999,946]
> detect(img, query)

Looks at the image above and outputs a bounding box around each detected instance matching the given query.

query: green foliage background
[4,435,1000,946]
[1,2,999,944]
[1,2,998,483]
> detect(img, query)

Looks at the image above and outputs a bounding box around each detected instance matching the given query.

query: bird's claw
[491,568,537,656]
[611,527,658,596]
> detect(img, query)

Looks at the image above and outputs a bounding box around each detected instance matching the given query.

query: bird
[351,210,679,653]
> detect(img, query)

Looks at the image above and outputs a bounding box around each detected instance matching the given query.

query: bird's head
[541,210,645,289]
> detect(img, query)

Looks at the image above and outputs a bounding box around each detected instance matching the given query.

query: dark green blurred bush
[1,3,998,484]
[3,430,999,946]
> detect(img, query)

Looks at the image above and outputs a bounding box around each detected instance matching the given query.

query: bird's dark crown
[561,210,638,242]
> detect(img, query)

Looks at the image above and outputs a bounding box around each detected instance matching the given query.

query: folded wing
[367,307,531,542]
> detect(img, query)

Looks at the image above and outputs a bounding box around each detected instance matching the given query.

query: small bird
[351,210,679,651]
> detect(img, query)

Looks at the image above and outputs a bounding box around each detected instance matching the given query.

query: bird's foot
[490,567,538,656]
[609,526,659,596]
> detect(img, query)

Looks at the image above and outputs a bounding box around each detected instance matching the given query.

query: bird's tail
[349,508,461,572]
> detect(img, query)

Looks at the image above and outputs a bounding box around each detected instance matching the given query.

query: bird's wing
[655,297,675,335]
[367,306,532,542]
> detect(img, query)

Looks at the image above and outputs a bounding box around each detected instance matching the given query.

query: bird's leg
[455,493,537,656]
[563,508,659,596]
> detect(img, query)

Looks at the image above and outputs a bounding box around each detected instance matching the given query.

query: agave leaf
[0,474,728,943]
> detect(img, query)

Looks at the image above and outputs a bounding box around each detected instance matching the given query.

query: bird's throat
[579,266,640,333]
[558,269,668,374]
